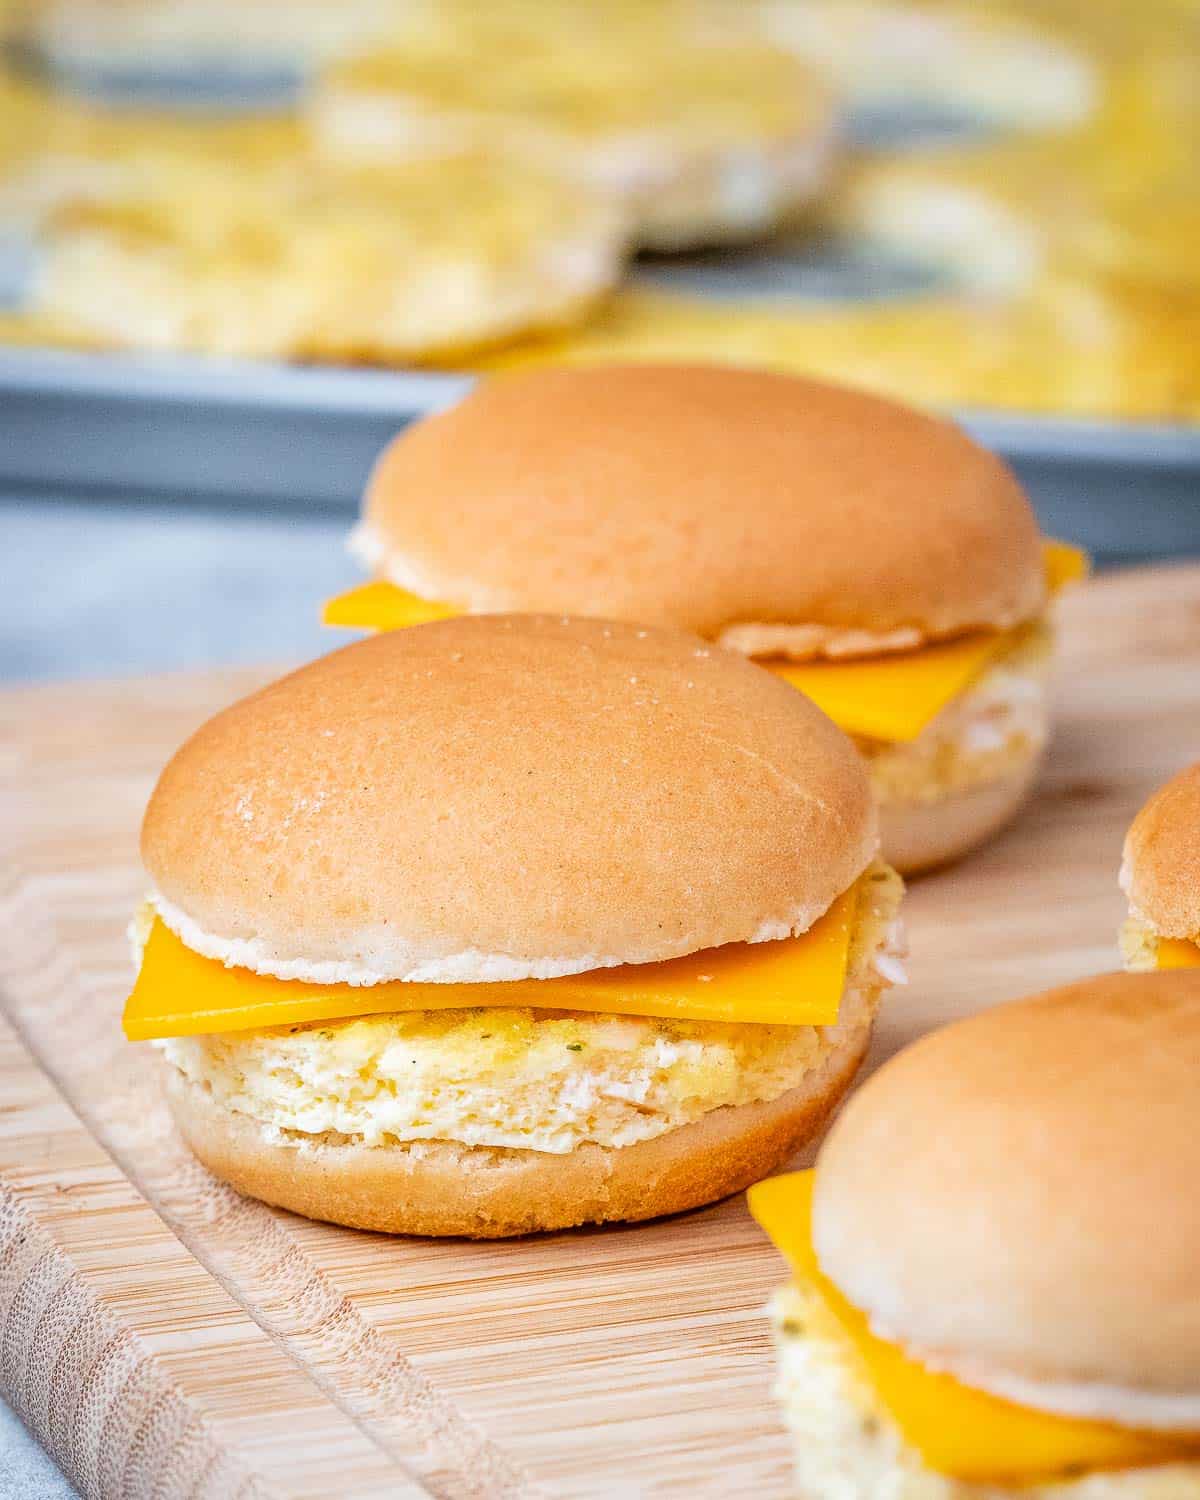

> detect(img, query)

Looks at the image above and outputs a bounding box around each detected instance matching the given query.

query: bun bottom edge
[163,1023,870,1238]
[881,758,1041,877]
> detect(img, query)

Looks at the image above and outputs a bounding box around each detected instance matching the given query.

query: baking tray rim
[4,344,1199,469]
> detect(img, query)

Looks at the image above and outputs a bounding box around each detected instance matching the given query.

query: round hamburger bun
[1122,761,1200,940]
[165,1031,869,1238]
[812,970,1200,1427]
[143,613,876,983]
[356,365,1046,656]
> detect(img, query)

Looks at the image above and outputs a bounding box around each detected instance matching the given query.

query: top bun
[1122,761,1200,940]
[143,614,875,984]
[358,365,1045,656]
[812,971,1200,1426]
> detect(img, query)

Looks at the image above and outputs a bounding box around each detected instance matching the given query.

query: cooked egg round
[24,143,624,362]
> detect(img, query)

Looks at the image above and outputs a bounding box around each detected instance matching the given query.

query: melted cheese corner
[124,884,857,1041]
[321,580,458,630]
[749,1171,1196,1485]
[1158,937,1200,969]
[1043,537,1090,593]
[769,630,1014,744]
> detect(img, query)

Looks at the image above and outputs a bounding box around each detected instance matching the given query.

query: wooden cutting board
[2,563,1199,1500]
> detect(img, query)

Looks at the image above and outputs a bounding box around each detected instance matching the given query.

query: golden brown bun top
[142,614,875,982]
[813,971,1200,1399]
[362,365,1045,645]
[1123,761,1200,940]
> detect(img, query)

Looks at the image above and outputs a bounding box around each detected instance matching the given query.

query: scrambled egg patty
[323,28,823,151]
[861,624,1051,808]
[1119,911,1161,972]
[22,144,623,361]
[315,12,834,248]
[769,1285,1200,1499]
[158,864,904,1155]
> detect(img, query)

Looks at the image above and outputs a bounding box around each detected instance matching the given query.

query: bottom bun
[880,760,1040,877]
[164,1022,869,1237]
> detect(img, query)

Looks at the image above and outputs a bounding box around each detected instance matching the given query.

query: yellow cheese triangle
[1043,537,1090,593]
[321,580,458,630]
[768,631,1012,744]
[124,885,856,1041]
[1158,937,1200,969]
[748,1172,1197,1484]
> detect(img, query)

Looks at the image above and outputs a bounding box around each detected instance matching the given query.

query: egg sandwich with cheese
[1120,761,1200,973]
[324,364,1087,875]
[125,614,905,1237]
[750,970,1200,1496]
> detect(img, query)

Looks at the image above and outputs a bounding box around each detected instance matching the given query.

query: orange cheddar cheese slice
[1043,537,1090,593]
[321,580,458,630]
[1157,937,1200,969]
[748,1172,1198,1485]
[768,630,1014,744]
[124,884,857,1041]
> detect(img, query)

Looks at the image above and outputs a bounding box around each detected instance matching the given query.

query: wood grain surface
[2,564,1199,1499]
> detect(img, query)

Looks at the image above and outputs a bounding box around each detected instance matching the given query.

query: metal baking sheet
[3,346,1199,562]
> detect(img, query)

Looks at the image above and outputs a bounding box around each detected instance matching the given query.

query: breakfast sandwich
[751,970,1200,1496]
[323,364,1087,873]
[124,615,905,1237]
[313,8,838,251]
[1120,761,1200,973]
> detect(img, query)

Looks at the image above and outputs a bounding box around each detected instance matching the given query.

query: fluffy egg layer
[859,624,1051,808]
